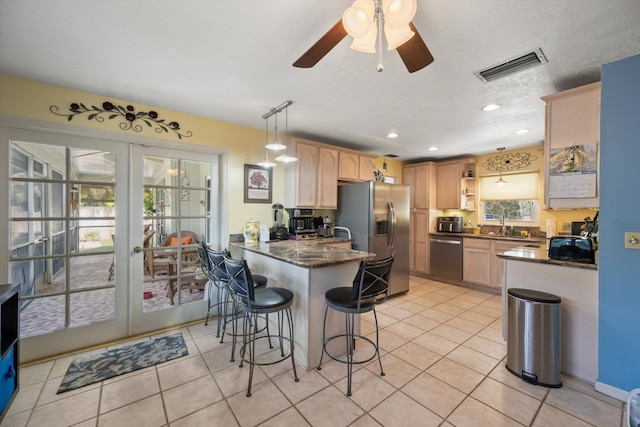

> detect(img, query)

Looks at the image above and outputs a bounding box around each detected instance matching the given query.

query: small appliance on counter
[288,208,317,239]
[269,203,289,240]
[548,236,596,264]
[437,216,464,233]
[317,216,334,237]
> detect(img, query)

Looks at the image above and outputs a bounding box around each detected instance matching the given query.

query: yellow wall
[445,145,597,232]
[0,74,399,236]
[0,74,285,236]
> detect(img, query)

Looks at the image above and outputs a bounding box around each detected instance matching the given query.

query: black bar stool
[203,246,268,361]
[224,255,298,397]
[317,253,394,396]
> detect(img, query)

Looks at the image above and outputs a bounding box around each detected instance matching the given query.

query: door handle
[133,246,143,253]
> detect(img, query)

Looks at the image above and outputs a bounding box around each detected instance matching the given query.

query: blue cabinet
[0,284,19,422]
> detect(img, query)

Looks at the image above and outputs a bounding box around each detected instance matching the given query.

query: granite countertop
[230,238,375,269]
[497,246,598,270]
[435,231,547,245]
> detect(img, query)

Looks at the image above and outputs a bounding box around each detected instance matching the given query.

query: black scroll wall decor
[482,151,537,173]
[50,101,193,140]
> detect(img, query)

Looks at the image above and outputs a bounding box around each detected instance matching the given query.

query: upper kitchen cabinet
[284,139,338,209]
[358,155,377,181]
[541,82,601,208]
[338,151,378,181]
[403,162,436,209]
[436,160,460,209]
[436,159,476,210]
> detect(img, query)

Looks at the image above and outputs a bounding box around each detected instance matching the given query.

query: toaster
[548,236,596,264]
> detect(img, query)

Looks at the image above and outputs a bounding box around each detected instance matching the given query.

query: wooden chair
[165,255,208,305]
[150,230,198,278]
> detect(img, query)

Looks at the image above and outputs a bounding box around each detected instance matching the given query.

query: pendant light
[257,117,276,167]
[495,147,507,185]
[275,107,298,163]
[265,112,286,151]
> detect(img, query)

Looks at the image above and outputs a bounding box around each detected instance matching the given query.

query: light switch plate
[625,232,640,249]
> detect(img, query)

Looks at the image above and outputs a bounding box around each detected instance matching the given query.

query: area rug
[57,332,188,394]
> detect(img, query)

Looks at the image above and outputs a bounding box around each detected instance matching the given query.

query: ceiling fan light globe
[342,6,371,38]
[384,23,414,50]
[350,23,377,53]
[383,0,417,30]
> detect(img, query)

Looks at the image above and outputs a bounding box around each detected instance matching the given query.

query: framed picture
[244,164,272,203]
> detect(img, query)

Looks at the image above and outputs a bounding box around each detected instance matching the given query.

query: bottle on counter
[510,225,515,237]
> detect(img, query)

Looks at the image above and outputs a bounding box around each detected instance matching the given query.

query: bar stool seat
[202,245,268,348]
[317,254,394,396]
[224,255,298,397]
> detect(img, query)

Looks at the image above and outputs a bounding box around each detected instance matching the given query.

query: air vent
[384,154,399,158]
[474,48,548,83]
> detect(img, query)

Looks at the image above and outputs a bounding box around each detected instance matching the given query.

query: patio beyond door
[129,145,216,334]
[3,127,217,362]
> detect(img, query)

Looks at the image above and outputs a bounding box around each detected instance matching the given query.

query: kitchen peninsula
[229,238,374,370]
[498,246,598,382]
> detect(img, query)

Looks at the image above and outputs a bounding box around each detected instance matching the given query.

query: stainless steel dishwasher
[430,235,463,282]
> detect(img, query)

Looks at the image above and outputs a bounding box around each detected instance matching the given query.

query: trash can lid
[508,288,561,304]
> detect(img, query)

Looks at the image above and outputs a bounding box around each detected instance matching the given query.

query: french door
[129,144,218,334]
[2,126,218,362]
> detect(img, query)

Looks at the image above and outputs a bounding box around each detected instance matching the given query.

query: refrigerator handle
[388,201,396,250]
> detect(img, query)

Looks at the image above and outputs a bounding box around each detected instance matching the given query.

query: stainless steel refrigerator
[336,181,410,296]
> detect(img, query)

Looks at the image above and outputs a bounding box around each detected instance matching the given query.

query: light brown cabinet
[436,160,461,209]
[284,139,338,209]
[403,162,436,275]
[490,241,522,288]
[358,155,377,181]
[463,238,524,289]
[541,82,601,208]
[436,159,476,210]
[338,151,359,181]
[338,152,377,182]
[463,238,491,286]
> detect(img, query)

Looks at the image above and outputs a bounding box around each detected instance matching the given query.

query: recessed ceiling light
[386,130,399,138]
[514,128,531,134]
[428,146,438,151]
[481,103,502,112]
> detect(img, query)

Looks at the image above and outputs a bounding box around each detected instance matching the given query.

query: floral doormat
[57,332,188,394]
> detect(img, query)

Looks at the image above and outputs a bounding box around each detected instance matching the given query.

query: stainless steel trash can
[506,288,562,388]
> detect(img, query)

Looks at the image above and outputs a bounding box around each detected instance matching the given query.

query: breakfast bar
[229,239,374,370]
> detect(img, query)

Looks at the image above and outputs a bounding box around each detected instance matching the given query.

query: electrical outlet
[625,232,640,249]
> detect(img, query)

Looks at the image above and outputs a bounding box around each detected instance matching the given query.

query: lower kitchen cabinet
[410,211,430,274]
[490,241,523,287]
[463,238,525,289]
[463,238,491,286]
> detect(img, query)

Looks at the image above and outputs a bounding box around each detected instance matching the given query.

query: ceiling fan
[293,0,434,73]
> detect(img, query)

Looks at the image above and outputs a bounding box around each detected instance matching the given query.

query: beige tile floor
[1,276,627,427]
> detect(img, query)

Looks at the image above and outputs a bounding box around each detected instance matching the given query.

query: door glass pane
[70,149,116,183]
[70,289,115,327]
[142,157,210,311]
[19,295,66,336]
[10,142,117,338]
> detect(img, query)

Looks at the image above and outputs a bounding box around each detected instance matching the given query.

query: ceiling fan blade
[396,22,434,73]
[293,20,348,68]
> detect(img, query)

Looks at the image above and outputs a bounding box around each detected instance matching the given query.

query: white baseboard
[595,381,630,402]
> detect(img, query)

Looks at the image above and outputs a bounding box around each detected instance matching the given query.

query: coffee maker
[269,203,289,240]
[288,208,317,239]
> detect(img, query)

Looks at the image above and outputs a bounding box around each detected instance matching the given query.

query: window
[479,171,540,225]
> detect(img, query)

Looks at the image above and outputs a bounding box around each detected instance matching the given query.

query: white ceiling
[1,0,640,161]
